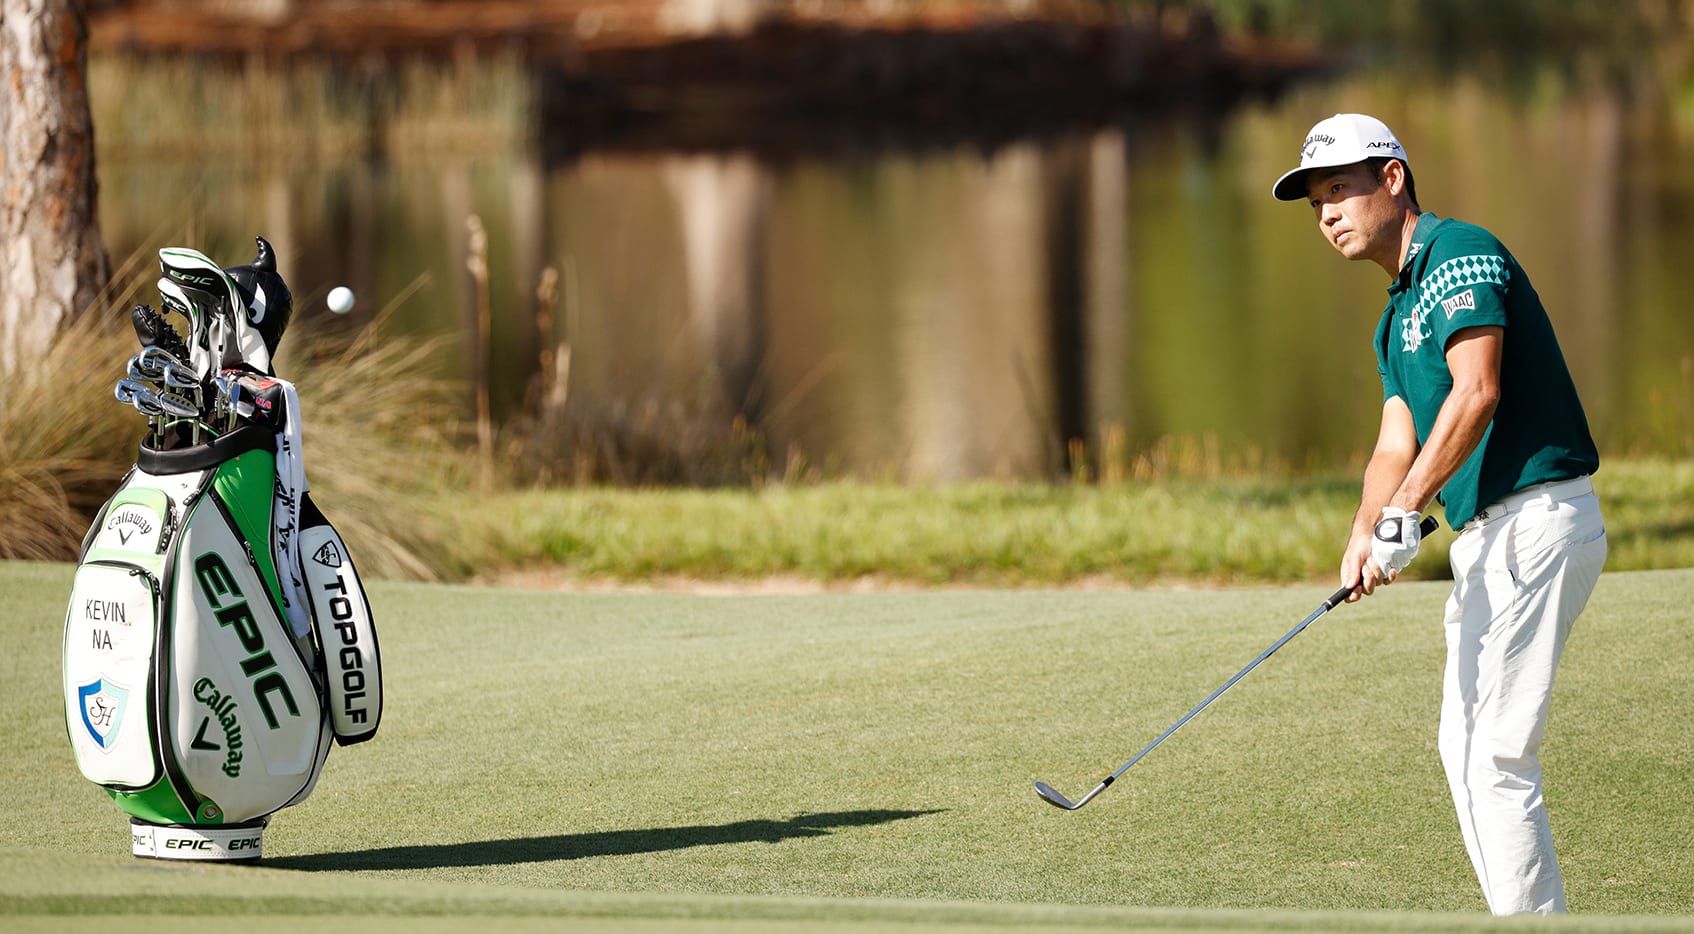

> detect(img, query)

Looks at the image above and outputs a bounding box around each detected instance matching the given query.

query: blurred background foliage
[5,0,1691,580]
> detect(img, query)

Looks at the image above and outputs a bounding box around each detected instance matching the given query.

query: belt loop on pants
[1461,475,1594,532]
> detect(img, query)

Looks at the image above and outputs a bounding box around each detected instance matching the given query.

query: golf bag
[63,237,382,862]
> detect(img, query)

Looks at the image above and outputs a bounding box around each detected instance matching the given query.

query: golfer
[1271,114,1607,915]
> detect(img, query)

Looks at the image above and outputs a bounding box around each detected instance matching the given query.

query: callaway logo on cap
[1271,113,1408,201]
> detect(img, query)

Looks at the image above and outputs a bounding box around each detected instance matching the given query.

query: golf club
[117,373,216,445]
[127,345,190,382]
[211,372,240,433]
[1034,513,1439,811]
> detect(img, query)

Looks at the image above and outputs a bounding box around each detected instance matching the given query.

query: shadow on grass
[266,808,944,871]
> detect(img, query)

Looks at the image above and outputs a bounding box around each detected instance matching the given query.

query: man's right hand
[1340,527,1389,603]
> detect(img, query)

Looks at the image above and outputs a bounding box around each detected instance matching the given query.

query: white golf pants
[1439,475,1606,915]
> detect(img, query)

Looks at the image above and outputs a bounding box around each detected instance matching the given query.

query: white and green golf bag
[64,238,382,862]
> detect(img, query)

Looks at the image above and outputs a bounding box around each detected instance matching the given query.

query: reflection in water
[664,152,766,429]
[95,71,1694,482]
[897,142,1050,480]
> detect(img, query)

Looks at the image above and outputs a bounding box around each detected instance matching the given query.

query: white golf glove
[1371,506,1423,575]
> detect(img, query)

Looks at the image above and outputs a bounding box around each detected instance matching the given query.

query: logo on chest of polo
[1400,306,1431,353]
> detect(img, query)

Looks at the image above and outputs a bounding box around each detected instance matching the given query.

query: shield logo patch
[78,678,131,750]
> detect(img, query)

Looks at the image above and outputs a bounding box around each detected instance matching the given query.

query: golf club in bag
[1035,513,1438,811]
[64,238,383,862]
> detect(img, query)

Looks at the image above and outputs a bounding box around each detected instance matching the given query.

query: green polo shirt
[1374,213,1599,529]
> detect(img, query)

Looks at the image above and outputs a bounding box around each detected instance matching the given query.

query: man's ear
[1380,158,1408,198]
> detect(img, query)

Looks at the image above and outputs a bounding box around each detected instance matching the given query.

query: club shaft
[1122,512,1440,780]
[1040,517,1439,810]
[1097,588,1351,786]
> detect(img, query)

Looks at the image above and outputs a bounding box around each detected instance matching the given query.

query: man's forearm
[1391,382,1498,514]
[1355,447,1416,536]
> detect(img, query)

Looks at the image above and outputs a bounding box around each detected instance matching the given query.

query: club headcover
[130,303,194,363]
[158,245,273,378]
[223,237,294,369]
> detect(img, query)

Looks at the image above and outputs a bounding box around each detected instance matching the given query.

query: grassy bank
[473,461,1694,589]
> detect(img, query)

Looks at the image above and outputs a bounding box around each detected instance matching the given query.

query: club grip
[1329,515,1440,608]
[1324,584,1356,609]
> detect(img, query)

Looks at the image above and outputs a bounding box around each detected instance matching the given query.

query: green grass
[4,560,1691,929]
[476,462,1694,588]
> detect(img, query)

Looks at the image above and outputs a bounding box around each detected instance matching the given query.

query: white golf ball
[327,286,356,314]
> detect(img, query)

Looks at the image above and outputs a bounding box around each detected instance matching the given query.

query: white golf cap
[1271,113,1408,201]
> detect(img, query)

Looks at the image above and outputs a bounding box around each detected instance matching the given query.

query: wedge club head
[1035,781,1079,809]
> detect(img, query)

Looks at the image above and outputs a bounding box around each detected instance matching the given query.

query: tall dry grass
[0,240,221,560]
[0,297,489,580]
[281,318,492,581]
[0,313,141,560]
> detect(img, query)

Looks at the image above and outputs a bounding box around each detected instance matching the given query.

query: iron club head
[1034,781,1080,809]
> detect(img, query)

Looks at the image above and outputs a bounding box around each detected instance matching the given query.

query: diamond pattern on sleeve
[1416,254,1509,322]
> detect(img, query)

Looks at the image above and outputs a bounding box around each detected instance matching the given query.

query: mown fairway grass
[3,560,1691,931]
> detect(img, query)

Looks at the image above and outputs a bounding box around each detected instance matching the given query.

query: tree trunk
[0,0,110,376]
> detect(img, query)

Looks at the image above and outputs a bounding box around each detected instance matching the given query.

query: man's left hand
[1371,506,1423,576]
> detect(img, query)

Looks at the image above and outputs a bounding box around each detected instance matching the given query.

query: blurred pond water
[93,40,1694,482]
